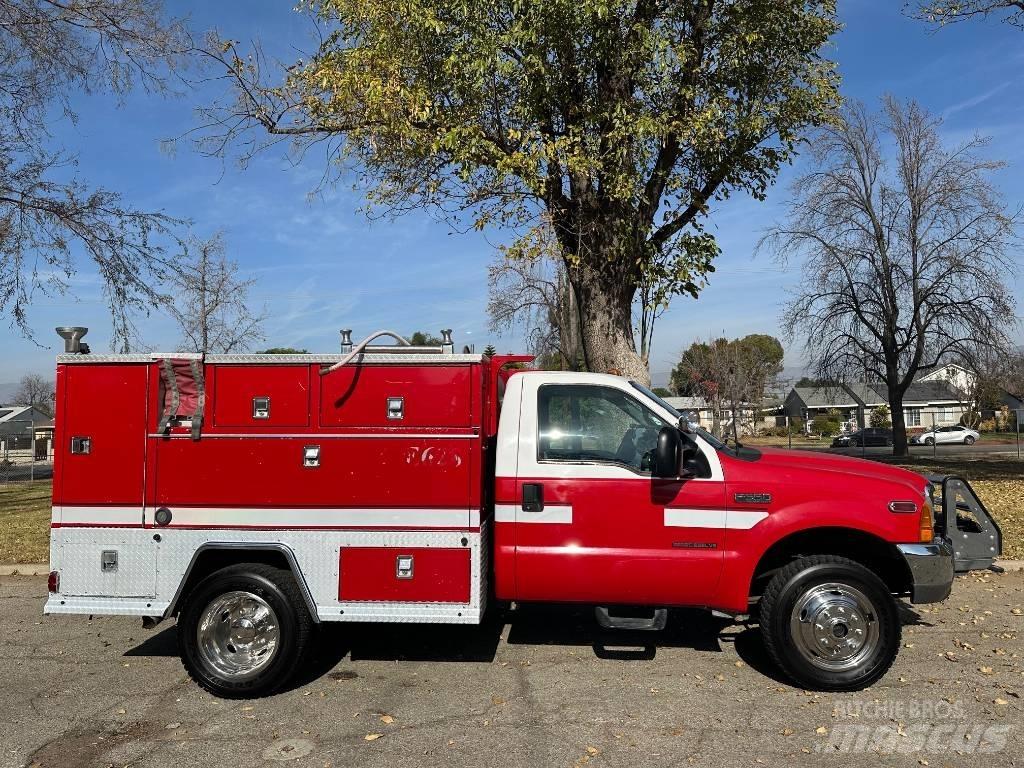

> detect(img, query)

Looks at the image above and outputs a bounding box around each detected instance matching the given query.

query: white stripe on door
[664,508,768,530]
[494,503,573,524]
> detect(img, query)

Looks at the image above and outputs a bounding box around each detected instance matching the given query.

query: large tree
[197,0,840,381]
[0,0,188,346]
[766,98,1018,455]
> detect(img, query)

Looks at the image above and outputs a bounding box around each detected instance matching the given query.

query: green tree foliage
[870,405,892,429]
[670,333,784,439]
[796,376,838,388]
[483,344,497,358]
[652,387,672,398]
[259,347,310,354]
[811,412,840,436]
[409,331,444,346]
[199,0,840,380]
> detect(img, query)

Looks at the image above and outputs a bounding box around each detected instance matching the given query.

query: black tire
[178,563,313,698]
[964,435,975,445]
[885,439,893,447]
[759,555,900,691]
[924,436,934,446]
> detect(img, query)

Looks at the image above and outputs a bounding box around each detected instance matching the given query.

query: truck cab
[44,332,997,697]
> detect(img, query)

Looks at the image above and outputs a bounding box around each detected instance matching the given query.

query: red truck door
[505,376,726,606]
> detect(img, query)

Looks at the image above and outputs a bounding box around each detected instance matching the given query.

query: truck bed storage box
[320,365,473,427]
[213,365,311,428]
[339,547,471,603]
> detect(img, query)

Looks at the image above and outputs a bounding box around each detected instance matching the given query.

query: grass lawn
[0,480,51,564]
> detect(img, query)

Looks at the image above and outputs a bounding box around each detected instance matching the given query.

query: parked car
[912,425,979,446]
[832,428,894,447]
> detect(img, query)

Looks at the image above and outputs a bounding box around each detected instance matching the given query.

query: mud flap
[928,475,1003,572]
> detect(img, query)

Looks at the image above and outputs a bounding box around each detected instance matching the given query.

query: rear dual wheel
[760,555,901,691]
[178,564,313,698]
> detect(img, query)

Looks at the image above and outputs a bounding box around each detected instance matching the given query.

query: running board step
[594,606,668,631]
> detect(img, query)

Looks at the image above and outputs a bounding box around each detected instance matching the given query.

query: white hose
[320,329,412,375]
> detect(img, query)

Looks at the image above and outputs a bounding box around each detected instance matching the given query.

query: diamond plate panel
[48,524,488,625]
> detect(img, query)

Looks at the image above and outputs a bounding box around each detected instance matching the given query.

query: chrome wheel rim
[197,590,280,681]
[790,582,880,671]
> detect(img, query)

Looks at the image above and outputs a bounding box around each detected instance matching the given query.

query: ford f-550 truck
[44,328,1000,697]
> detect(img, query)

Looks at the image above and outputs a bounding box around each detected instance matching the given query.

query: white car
[912,425,980,446]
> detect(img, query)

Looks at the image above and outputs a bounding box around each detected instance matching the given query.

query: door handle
[522,483,544,512]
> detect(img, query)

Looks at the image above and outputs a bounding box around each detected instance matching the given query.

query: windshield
[628,381,730,452]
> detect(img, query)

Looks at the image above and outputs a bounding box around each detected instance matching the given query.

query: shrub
[978,418,997,433]
[811,414,841,436]
[869,405,891,429]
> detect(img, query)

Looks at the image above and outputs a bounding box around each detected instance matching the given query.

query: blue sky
[3,0,1023,389]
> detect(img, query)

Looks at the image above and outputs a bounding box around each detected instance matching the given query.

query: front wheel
[964,435,975,445]
[924,436,934,446]
[759,555,900,691]
[178,563,313,698]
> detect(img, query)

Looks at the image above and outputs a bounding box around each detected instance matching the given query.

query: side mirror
[654,426,682,478]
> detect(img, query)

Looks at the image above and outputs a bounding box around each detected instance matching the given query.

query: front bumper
[896,537,955,604]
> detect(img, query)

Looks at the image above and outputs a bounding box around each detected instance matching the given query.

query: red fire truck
[44,327,1000,697]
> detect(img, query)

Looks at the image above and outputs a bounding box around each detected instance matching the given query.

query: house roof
[0,406,51,434]
[0,406,34,423]
[787,380,963,409]
[790,387,858,408]
[664,396,710,410]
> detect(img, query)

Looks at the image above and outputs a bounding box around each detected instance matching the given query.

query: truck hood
[746,446,927,492]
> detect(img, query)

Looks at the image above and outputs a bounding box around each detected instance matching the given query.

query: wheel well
[167,545,316,620]
[749,528,912,601]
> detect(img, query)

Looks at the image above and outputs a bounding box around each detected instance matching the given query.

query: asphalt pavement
[2,571,1022,768]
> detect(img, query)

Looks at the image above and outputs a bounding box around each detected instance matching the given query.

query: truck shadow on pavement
[124,601,926,693]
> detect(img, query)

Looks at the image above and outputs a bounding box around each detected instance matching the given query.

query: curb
[995,559,1024,572]
[0,564,49,576]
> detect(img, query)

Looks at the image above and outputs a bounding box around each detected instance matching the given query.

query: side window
[537,384,667,472]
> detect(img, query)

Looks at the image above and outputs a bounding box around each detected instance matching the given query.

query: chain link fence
[0,411,55,484]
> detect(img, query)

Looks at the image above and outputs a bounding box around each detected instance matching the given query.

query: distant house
[664,396,782,437]
[915,363,974,396]
[0,405,53,451]
[783,381,965,433]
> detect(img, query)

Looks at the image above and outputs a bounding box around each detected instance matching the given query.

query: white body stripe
[55,505,479,529]
[54,506,142,526]
[494,503,573,524]
[725,510,769,530]
[665,507,769,530]
[664,508,725,528]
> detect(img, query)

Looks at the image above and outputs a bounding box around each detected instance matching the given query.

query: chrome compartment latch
[387,396,404,420]
[303,445,320,468]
